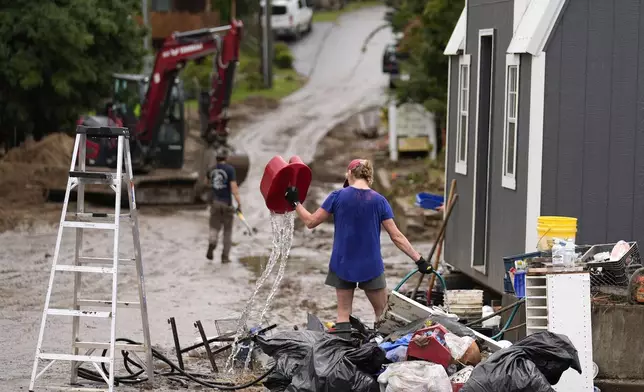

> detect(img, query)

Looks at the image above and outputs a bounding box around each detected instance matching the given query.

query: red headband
[347,159,362,171]
[343,159,363,188]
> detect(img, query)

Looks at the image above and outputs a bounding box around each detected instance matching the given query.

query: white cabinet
[525,273,593,392]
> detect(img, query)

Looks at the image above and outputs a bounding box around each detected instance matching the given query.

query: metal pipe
[180,335,234,354]
[180,323,277,354]
[195,320,219,373]
[168,317,185,370]
[500,322,526,334]
[173,25,232,39]
[142,0,150,51]
[464,298,526,327]
[410,193,459,300]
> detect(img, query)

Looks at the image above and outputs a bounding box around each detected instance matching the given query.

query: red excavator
[75,20,250,204]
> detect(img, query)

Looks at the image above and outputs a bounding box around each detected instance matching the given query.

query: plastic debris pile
[255,312,582,392]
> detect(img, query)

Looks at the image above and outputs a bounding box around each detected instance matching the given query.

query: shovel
[236,209,258,236]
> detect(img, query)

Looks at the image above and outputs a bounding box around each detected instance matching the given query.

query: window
[455,55,471,175]
[272,5,287,14]
[502,54,520,190]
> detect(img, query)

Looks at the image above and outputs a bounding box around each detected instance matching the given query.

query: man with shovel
[285,158,433,337]
[206,147,242,263]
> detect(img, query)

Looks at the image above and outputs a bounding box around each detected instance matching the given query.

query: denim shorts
[325,269,387,290]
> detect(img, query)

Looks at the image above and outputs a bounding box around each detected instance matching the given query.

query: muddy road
[0,7,433,390]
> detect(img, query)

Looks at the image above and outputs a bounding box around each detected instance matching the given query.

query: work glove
[416,256,433,274]
[236,206,242,214]
[285,186,300,207]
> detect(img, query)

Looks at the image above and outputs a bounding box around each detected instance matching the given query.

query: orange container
[260,155,312,214]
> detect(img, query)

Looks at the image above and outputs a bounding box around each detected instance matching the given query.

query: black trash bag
[461,331,582,392]
[286,338,386,392]
[256,331,332,392]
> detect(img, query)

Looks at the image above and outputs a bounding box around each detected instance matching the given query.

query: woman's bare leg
[365,288,388,320]
[336,288,355,323]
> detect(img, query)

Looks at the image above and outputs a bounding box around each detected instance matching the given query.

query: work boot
[206,244,215,260]
[221,255,231,264]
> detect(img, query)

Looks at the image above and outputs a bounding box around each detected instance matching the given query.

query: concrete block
[592,304,644,380]
[594,379,644,392]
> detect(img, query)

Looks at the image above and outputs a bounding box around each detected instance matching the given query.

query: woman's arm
[295,204,330,229]
[382,218,422,262]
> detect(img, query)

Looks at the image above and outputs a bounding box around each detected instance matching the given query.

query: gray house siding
[445,0,531,293]
[542,0,644,245]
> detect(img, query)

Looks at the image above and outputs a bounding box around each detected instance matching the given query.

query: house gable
[507,0,568,55]
[444,8,466,56]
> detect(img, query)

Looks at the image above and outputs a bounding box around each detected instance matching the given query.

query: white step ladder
[29,126,154,391]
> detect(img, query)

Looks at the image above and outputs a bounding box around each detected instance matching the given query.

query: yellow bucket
[537,216,577,251]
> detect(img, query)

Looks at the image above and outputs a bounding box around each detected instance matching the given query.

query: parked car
[260,0,313,40]
[382,43,400,88]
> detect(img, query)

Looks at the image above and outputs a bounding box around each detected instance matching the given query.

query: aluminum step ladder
[29,126,154,392]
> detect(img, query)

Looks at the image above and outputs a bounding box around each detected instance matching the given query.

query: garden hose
[394,268,447,295]
[395,267,524,342]
[76,337,276,390]
[491,301,522,341]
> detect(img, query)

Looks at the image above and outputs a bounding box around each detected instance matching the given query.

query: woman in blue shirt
[285,159,431,335]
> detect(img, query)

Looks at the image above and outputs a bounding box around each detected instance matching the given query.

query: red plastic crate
[406,324,452,368]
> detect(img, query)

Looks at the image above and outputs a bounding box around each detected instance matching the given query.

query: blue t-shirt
[208,163,236,205]
[321,187,394,282]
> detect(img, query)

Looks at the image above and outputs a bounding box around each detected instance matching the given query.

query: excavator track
[47,156,248,205]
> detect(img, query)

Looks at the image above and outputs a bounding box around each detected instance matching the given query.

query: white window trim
[502,54,520,190]
[525,52,546,252]
[455,54,471,175]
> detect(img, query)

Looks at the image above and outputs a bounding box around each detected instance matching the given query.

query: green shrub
[244,71,264,91]
[274,51,294,69]
[181,60,213,98]
[239,57,261,75]
[273,42,290,57]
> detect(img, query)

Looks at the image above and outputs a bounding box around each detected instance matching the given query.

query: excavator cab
[112,74,186,170]
[83,74,186,171]
[136,76,186,170]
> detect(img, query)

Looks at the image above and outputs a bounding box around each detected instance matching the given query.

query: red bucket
[260,155,312,214]
[406,324,452,369]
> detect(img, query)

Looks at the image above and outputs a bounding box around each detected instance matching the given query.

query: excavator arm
[75,21,249,205]
[137,21,243,145]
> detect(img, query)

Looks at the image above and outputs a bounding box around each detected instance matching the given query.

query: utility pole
[142,0,154,74]
[261,0,274,88]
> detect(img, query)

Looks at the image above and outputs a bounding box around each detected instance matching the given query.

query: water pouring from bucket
[225,156,312,373]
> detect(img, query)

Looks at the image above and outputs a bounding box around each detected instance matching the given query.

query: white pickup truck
[260,0,313,40]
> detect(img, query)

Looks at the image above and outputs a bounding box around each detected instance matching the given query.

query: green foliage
[0,0,146,138]
[273,42,290,57]
[211,0,260,23]
[272,42,294,69]
[274,52,294,69]
[244,71,265,91]
[182,58,214,98]
[239,56,263,90]
[390,0,464,129]
[239,56,261,76]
